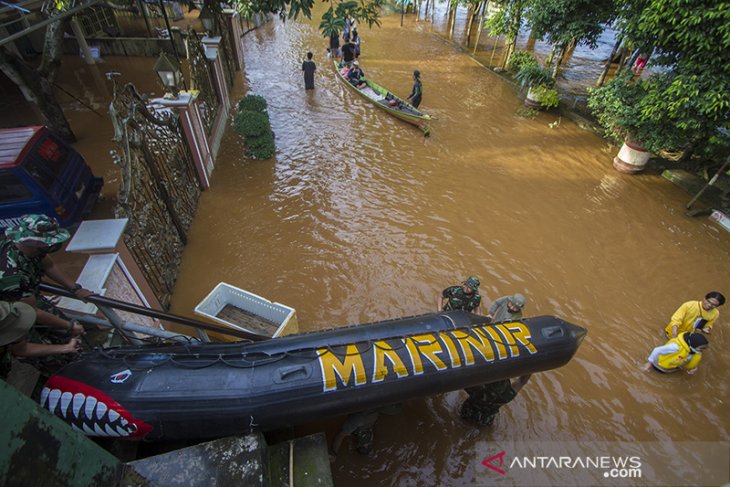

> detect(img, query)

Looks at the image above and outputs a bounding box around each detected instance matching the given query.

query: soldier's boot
[353,425,375,455]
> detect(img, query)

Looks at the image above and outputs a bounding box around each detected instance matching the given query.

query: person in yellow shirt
[664,292,725,338]
[644,332,708,375]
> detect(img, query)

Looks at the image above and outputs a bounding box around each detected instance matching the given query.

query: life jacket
[656,333,702,372]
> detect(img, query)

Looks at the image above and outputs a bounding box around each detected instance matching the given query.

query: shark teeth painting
[41,376,152,439]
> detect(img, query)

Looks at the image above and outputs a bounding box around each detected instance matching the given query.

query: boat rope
[87,322,517,371]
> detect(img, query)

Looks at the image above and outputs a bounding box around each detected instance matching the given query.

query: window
[0,171,32,203]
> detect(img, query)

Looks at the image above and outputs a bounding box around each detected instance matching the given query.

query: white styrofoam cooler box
[710,210,730,233]
[194,282,297,337]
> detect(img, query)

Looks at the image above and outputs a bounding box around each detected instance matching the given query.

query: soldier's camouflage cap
[463,276,480,291]
[5,214,70,248]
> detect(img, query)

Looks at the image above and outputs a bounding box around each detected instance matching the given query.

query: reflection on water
[169,10,730,487]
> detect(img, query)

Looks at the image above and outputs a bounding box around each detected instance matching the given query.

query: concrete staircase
[124,432,333,487]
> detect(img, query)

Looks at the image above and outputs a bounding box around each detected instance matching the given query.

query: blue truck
[0,126,103,230]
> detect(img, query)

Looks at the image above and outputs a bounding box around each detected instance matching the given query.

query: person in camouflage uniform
[487,293,526,323]
[459,375,531,426]
[0,215,92,375]
[437,276,483,314]
[330,404,402,458]
[0,301,81,378]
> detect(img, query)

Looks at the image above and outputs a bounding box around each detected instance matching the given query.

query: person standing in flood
[328,32,340,59]
[302,52,316,90]
[487,293,526,323]
[460,375,532,427]
[664,292,725,338]
[351,28,361,58]
[437,276,482,314]
[406,70,422,108]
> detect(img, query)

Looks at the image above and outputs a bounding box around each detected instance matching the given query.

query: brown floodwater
[27,5,727,485]
[160,10,730,486]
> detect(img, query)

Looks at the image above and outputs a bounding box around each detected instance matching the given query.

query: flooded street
[164,11,730,486]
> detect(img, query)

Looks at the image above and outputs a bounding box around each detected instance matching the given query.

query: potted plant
[587,74,650,173]
[507,50,539,73]
[515,64,560,110]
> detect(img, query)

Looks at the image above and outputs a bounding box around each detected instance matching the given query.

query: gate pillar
[201,36,231,110]
[153,92,213,189]
[222,9,244,71]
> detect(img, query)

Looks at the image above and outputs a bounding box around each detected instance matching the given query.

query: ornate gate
[216,15,236,88]
[187,29,221,137]
[108,76,202,308]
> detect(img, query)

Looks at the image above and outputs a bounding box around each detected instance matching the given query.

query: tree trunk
[615,47,629,76]
[627,49,641,71]
[449,5,457,39]
[545,43,558,67]
[500,2,523,69]
[489,33,500,66]
[596,35,622,87]
[0,17,75,142]
[465,4,476,46]
[551,42,567,78]
[501,37,516,69]
[473,1,487,55]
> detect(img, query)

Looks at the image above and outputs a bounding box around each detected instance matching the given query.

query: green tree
[0,4,75,141]
[484,0,527,69]
[617,0,730,164]
[525,0,616,78]
[230,0,384,37]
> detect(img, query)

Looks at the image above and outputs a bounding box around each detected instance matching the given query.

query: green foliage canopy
[615,0,730,159]
[525,0,616,50]
[230,0,384,37]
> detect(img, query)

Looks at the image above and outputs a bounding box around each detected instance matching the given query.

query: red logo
[482,450,508,475]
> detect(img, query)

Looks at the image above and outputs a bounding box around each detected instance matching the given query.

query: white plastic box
[194,282,298,338]
[710,210,730,233]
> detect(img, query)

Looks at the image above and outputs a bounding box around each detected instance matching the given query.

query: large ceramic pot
[613,139,650,173]
[524,87,543,109]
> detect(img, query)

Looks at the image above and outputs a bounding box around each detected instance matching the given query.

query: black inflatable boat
[41,311,586,440]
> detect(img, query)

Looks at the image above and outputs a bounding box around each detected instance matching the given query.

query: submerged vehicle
[334,61,433,136]
[42,311,586,441]
[0,126,103,230]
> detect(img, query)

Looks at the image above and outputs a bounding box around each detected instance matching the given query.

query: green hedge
[245,132,276,159]
[233,110,270,138]
[237,94,268,113]
[233,94,276,159]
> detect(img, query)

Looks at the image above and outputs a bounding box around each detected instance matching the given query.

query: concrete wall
[0,380,122,486]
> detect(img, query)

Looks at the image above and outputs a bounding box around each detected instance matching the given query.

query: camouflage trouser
[0,346,12,380]
[459,398,502,426]
[352,425,375,455]
[17,296,81,377]
[459,380,516,427]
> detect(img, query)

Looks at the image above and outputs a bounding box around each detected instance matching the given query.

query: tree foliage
[525,0,616,50]
[613,0,730,163]
[484,0,527,67]
[0,2,75,141]
[231,0,384,36]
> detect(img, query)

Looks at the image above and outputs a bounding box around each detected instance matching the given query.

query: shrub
[587,73,646,145]
[245,132,276,159]
[531,84,560,109]
[507,51,538,73]
[233,110,270,138]
[236,94,268,113]
[515,64,554,89]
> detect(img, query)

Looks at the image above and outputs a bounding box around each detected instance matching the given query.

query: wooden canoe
[334,61,432,136]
